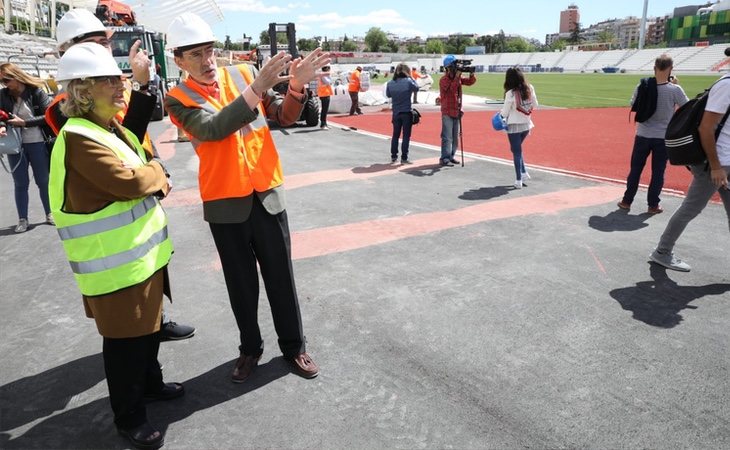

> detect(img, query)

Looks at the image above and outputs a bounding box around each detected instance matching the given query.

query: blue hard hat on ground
[443,54,456,67]
[492,112,507,131]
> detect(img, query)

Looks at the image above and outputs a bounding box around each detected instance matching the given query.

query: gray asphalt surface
[1,115,728,449]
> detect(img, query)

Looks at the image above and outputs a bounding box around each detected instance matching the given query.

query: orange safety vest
[411,68,420,79]
[44,84,155,155]
[317,74,333,98]
[166,64,283,202]
[348,70,361,93]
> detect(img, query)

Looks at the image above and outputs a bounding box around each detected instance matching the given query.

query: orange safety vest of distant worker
[411,68,421,80]
[317,74,333,98]
[166,64,283,202]
[348,69,361,93]
[44,86,155,154]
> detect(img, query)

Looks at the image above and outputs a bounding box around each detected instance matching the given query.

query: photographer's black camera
[454,59,475,73]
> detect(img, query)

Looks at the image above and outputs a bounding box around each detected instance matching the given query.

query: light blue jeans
[440,115,459,161]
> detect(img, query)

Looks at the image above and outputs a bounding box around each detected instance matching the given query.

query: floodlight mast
[639,0,649,50]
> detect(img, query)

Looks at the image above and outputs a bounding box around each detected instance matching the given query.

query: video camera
[454,59,475,73]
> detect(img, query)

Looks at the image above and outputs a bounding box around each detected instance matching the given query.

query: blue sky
[210,0,701,44]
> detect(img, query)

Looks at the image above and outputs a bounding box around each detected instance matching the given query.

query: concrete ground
[0,115,728,450]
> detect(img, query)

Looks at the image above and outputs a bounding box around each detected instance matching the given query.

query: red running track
[330,107,693,196]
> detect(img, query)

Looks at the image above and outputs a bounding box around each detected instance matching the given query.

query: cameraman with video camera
[439,54,476,166]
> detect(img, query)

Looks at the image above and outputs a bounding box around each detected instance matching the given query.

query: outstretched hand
[288,48,331,92]
[250,51,294,96]
[129,40,151,84]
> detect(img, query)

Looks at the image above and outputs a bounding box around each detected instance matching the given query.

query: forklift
[267,22,320,127]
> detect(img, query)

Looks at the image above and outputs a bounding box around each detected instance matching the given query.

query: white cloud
[298,9,412,30]
[215,0,289,13]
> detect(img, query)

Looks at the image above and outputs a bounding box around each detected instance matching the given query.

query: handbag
[0,125,22,155]
[412,108,422,125]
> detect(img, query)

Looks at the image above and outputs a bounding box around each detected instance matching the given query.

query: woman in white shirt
[499,67,537,189]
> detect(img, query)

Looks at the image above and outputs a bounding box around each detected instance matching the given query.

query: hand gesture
[7,116,24,127]
[250,51,293,96]
[288,48,331,92]
[129,40,151,84]
[0,126,6,137]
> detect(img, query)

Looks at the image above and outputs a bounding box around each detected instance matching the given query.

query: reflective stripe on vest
[166,64,283,202]
[49,118,173,296]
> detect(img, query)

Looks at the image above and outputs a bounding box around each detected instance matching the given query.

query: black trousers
[103,332,164,429]
[319,96,330,126]
[349,92,361,115]
[209,197,305,359]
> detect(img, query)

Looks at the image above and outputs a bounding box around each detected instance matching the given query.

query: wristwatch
[131,80,149,92]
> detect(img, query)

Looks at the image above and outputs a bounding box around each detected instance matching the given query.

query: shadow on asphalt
[351,163,401,174]
[402,164,445,177]
[610,263,730,328]
[459,186,511,201]
[588,209,653,232]
[0,356,290,449]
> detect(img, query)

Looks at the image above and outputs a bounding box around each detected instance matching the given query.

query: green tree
[259,30,269,45]
[322,40,331,51]
[425,39,444,54]
[505,36,535,53]
[597,29,616,48]
[297,38,318,52]
[568,22,583,44]
[341,39,357,52]
[364,27,388,52]
[476,35,493,53]
[406,43,424,54]
[549,38,567,51]
[445,35,475,55]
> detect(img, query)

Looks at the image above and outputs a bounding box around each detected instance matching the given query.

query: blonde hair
[0,63,45,89]
[60,78,97,117]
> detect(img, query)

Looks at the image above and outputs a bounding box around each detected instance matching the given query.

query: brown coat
[60,114,171,338]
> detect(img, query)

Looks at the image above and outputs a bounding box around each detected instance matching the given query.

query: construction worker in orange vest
[46,8,197,342]
[411,66,422,104]
[164,13,330,383]
[348,66,363,115]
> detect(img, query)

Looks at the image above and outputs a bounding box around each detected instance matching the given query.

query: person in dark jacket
[385,63,419,164]
[0,63,52,233]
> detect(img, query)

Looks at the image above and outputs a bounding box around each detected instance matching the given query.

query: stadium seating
[582,49,631,72]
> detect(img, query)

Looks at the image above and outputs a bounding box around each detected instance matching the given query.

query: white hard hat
[56,8,114,51]
[56,42,123,82]
[166,12,216,51]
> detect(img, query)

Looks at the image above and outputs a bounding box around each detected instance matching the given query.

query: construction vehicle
[97,1,179,121]
[267,22,320,127]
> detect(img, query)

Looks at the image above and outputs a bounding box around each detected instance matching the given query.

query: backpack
[630,77,658,123]
[665,78,730,166]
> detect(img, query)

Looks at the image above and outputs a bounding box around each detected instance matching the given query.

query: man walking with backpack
[650,70,730,272]
[618,54,688,214]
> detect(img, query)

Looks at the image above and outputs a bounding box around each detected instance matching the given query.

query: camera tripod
[457,86,465,167]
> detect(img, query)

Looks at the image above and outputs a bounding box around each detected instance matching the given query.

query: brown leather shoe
[648,206,664,214]
[231,354,261,383]
[288,352,319,379]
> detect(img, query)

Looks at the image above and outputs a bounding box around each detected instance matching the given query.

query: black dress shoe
[160,321,195,341]
[144,382,185,402]
[117,421,164,450]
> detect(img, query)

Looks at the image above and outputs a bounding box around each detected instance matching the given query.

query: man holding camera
[439,55,476,166]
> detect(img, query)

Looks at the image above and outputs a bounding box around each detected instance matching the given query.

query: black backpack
[665,78,730,166]
[630,77,658,123]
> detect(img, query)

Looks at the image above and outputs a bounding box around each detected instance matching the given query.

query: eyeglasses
[184,46,215,62]
[94,76,124,87]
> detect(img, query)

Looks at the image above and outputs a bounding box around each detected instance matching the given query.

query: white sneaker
[522,171,531,180]
[649,250,691,272]
[513,180,522,189]
[46,213,55,226]
[14,218,28,233]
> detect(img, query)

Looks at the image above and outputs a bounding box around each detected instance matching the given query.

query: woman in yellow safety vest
[49,43,180,450]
